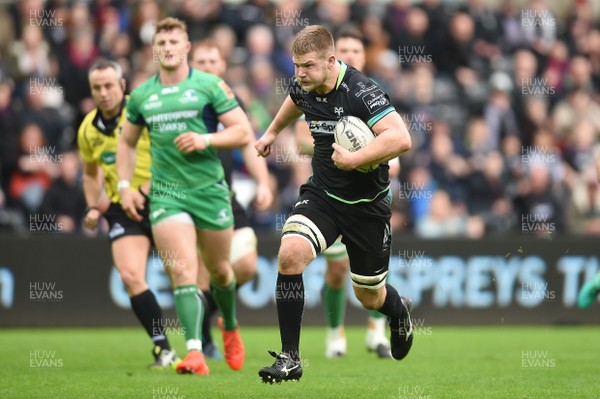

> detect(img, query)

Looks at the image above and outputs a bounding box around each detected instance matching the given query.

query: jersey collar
[92,96,127,136]
[335,60,348,91]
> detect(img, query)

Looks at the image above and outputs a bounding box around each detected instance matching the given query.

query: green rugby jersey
[126,68,239,190]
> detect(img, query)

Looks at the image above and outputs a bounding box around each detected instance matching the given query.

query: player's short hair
[88,58,123,81]
[154,17,188,42]
[191,38,225,60]
[336,28,365,46]
[292,25,335,59]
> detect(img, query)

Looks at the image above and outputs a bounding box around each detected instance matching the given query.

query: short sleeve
[77,116,94,163]
[349,79,396,129]
[126,90,145,126]
[211,78,239,115]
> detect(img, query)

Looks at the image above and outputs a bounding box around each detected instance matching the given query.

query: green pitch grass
[1,326,599,399]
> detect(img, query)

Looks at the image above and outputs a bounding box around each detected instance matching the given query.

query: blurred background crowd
[0,0,599,239]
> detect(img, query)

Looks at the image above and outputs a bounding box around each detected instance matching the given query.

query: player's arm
[332,112,412,171]
[174,106,252,153]
[116,120,145,221]
[255,95,304,157]
[294,119,314,156]
[81,160,103,229]
[241,138,273,210]
[596,156,600,183]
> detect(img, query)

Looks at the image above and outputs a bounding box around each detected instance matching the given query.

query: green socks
[174,285,203,351]
[211,278,238,330]
[324,283,346,328]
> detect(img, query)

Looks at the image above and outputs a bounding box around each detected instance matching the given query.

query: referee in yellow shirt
[77,59,179,369]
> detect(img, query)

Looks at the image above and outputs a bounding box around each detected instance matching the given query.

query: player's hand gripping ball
[334,116,379,173]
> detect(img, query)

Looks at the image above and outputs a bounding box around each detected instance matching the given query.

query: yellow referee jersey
[77,98,151,203]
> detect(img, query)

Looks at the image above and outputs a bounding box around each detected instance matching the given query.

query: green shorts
[149,179,233,230]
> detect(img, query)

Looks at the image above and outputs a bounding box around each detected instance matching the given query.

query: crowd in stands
[0,0,599,239]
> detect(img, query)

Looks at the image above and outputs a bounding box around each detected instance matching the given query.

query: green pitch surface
[1,326,599,399]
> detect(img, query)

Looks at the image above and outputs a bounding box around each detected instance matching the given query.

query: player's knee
[279,214,324,274]
[278,239,311,274]
[355,288,384,310]
[208,261,234,286]
[119,268,146,294]
[233,256,257,285]
[351,270,388,309]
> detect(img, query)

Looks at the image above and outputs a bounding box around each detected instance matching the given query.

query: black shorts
[289,182,392,281]
[103,197,153,244]
[232,196,251,230]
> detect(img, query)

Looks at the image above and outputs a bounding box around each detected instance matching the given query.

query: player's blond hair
[153,17,188,42]
[291,25,335,59]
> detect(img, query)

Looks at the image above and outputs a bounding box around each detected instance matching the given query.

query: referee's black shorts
[103,194,153,244]
[288,182,392,285]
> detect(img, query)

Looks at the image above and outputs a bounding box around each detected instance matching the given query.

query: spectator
[465,151,515,234]
[395,7,433,72]
[514,163,565,238]
[415,189,484,238]
[7,123,59,223]
[40,151,86,233]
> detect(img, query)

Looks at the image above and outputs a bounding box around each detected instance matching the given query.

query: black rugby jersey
[289,61,396,203]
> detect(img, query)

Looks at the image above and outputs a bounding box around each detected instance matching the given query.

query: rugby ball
[334,116,378,172]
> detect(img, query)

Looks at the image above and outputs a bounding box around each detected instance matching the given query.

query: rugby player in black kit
[255,25,414,383]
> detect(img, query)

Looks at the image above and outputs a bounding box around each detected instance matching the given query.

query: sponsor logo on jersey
[315,97,328,103]
[146,110,199,123]
[218,80,235,100]
[294,98,312,109]
[294,199,309,207]
[354,82,378,97]
[340,82,350,92]
[362,89,389,114]
[143,101,163,110]
[144,93,163,110]
[161,86,179,94]
[308,120,337,134]
[99,151,116,165]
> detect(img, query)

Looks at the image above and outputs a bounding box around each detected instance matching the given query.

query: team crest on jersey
[334,107,344,116]
[179,89,199,104]
[216,208,231,225]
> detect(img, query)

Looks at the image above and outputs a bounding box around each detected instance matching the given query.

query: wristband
[117,180,131,191]
[84,206,99,214]
[203,134,213,148]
